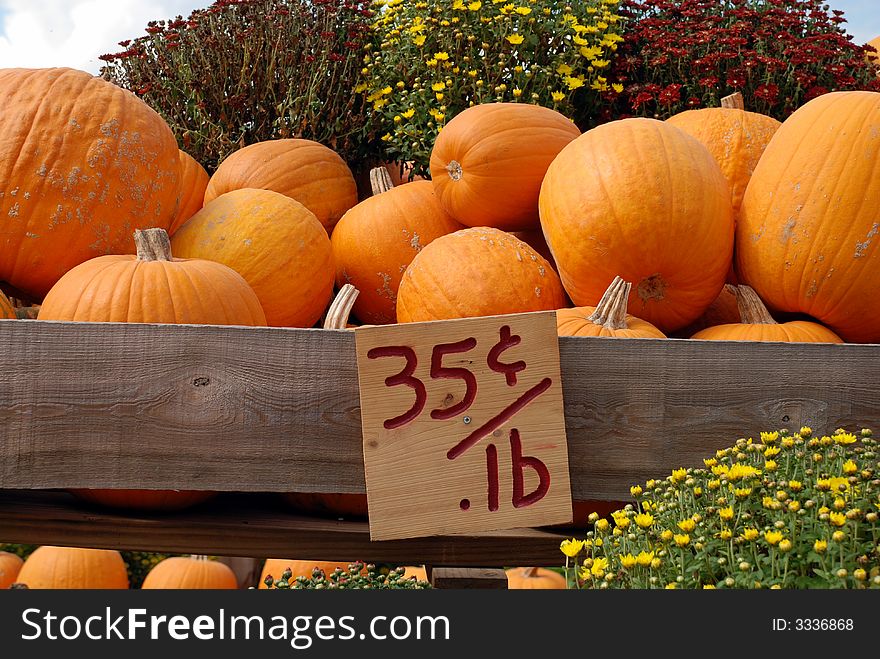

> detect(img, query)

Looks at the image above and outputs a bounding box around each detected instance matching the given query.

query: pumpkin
[331,167,464,324]
[383,161,423,186]
[204,138,358,232]
[171,188,333,328]
[169,150,210,235]
[38,228,265,510]
[539,117,734,333]
[258,559,361,589]
[691,285,843,343]
[735,91,880,343]
[142,556,238,589]
[0,68,180,300]
[505,567,566,590]
[556,276,666,339]
[396,227,568,323]
[675,284,741,337]
[429,103,581,231]
[867,36,880,66]
[15,546,129,589]
[0,290,15,319]
[403,566,428,581]
[0,551,24,589]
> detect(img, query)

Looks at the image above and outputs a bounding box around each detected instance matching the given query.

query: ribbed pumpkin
[429,103,581,231]
[0,68,180,299]
[556,276,666,339]
[0,290,15,319]
[331,168,464,324]
[204,138,358,232]
[691,286,843,343]
[0,551,24,589]
[16,546,129,589]
[736,91,880,343]
[38,228,265,510]
[539,118,734,333]
[506,567,566,590]
[396,227,568,323]
[258,559,360,589]
[666,93,781,220]
[171,188,333,328]
[142,556,238,590]
[169,150,209,235]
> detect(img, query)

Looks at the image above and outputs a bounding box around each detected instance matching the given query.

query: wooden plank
[431,568,508,589]
[1,320,878,500]
[0,490,570,566]
[355,312,570,540]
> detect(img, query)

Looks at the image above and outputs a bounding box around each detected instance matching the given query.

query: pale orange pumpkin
[0,551,24,589]
[142,556,238,590]
[539,118,734,333]
[38,228,265,510]
[430,103,581,231]
[172,188,334,328]
[396,227,568,323]
[204,138,358,232]
[0,68,180,299]
[736,91,880,343]
[556,276,666,339]
[169,150,210,235]
[506,567,566,590]
[691,285,843,343]
[258,559,361,589]
[331,168,464,324]
[16,546,129,589]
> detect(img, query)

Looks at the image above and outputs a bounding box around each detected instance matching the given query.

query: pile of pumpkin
[1,68,879,521]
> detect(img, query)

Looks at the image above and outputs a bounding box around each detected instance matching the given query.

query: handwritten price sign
[355,311,572,541]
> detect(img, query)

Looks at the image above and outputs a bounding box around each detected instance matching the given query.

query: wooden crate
[1,319,878,567]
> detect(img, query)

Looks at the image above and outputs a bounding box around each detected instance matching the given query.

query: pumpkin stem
[446,160,463,181]
[734,285,777,325]
[721,92,745,110]
[370,167,394,196]
[522,567,540,578]
[587,276,631,330]
[134,228,173,262]
[323,284,360,330]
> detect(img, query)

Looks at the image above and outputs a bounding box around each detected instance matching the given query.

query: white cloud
[0,0,210,74]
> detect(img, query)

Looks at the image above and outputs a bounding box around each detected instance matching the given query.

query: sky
[0,0,878,74]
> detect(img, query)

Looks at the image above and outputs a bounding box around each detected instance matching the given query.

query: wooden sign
[355,311,571,541]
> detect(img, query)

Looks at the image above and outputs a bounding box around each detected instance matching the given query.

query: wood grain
[431,567,508,589]
[1,320,878,501]
[0,490,569,566]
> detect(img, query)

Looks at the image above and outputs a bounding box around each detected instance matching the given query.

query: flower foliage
[562,427,880,589]
[262,562,432,589]
[363,0,625,175]
[99,0,377,173]
[610,0,880,119]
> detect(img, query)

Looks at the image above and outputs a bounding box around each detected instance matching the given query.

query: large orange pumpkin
[691,285,843,343]
[396,227,568,323]
[0,68,180,299]
[38,228,265,510]
[736,91,880,343]
[539,118,734,333]
[204,139,358,232]
[16,546,129,589]
[171,188,333,328]
[142,556,238,590]
[258,559,361,588]
[429,103,580,231]
[506,567,566,590]
[0,551,24,589]
[169,150,209,235]
[331,169,464,324]
[556,276,666,339]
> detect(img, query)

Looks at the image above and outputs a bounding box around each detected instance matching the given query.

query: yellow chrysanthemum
[813,539,827,553]
[734,488,752,499]
[727,463,761,481]
[551,91,566,102]
[516,6,531,14]
[764,530,783,545]
[742,528,759,541]
[413,35,426,46]
[835,432,857,445]
[560,538,586,557]
[506,34,524,45]
[764,446,781,457]
[636,551,654,567]
[674,534,690,547]
[843,459,858,474]
[634,513,654,529]
[434,51,449,61]
[468,0,482,9]
[677,519,695,533]
[761,431,779,444]
[719,507,734,521]
[619,554,637,569]
[829,512,847,527]
[671,468,687,483]
[611,83,624,93]
[590,557,608,577]
[564,76,585,90]
[556,63,573,75]
[401,108,415,119]
[431,82,446,92]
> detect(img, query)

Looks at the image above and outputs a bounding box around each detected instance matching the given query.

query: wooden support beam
[431,568,508,589]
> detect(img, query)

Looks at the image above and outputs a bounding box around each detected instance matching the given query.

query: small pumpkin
[0,551,24,589]
[172,188,334,328]
[258,559,361,589]
[204,138,358,232]
[556,276,666,339]
[169,150,210,235]
[430,103,581,231]
[505,567,566,590]
[396,227,567,323]
[142,556,238,590]
[15,546,129,589]
[539,117,734,333]
[331,167,464,324]
[690,285,843,343]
